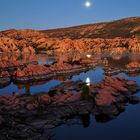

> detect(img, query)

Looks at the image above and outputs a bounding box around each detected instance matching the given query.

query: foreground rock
[0,71,11,88]
[0,76,139,139]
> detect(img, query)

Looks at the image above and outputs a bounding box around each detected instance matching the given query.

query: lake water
[0,53,140,140]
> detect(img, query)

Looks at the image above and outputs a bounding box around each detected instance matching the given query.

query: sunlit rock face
[54,38,140,54]
[126,62,140,68]
[0,36,36,54]
[0,17,140,54]
[0,29,56,54]
[0,37,19,53]
[128,38,140,52]
[0,36,139,54]
[22,46,35,54]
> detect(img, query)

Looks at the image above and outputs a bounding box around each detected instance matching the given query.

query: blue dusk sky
[0,0,140,31]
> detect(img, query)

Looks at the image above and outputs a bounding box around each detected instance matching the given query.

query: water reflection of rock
[1,53,140,89]
[103,55,140,76]
[16,74,76,89]
[107,56,130,69]
[104,67,140,77]
[0,53,38,68]
[80,114,90,128]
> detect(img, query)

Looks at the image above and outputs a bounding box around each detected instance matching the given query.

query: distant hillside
[0,17,140,54]
[41,17,140,39]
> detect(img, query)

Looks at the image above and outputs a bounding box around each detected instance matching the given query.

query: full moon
[85,1,91,8]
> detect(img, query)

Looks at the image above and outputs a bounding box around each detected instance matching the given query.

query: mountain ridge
[0,16,140,54]
[41,16,140,39]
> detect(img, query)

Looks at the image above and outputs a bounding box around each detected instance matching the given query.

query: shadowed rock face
[0,17,140,54]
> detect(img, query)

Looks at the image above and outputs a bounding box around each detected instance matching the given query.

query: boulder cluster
[1,53,140,88]
[0,76,139,139]
[0,28,140,54]
[0,53,38,70]
[14,63,85,83]
[126,62,140,68]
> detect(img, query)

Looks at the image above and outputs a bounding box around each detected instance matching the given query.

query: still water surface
[0,53,140,140]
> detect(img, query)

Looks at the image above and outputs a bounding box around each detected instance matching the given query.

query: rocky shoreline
[0,60,37,71]
[104,67,140,76]
[1,54,140,87]
[0,16,140,140]
[104,61,140,76]
[0,71,11,88]
[0,76,139,139]
[13,64,92,83]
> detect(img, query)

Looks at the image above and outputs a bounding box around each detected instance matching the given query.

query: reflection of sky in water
[72,67,104,84]
[0,80,61,95]
[29,80,61,94]
[51,105,140,140]
[48,71,140,140]
[0,83,24,95]
[1,55,140,140]
[0,66,140,97]
[38,60,54,65]
[0,67,104,95]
